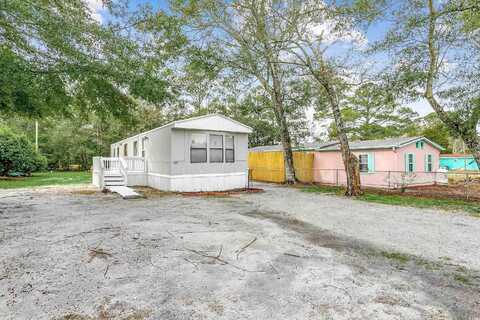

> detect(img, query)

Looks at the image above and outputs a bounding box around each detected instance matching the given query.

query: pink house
[312,137,445,188]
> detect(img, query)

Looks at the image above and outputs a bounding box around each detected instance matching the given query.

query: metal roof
[249,145,284,152]
[113,114,252,145]
[315,136,444,151]
[249,136,445,153]
[248,141,338,152]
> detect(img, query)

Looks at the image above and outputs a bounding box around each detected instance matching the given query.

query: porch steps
[107,186,142,199]
[104,174,125,187]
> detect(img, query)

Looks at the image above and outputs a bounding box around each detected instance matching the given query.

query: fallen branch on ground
[235,237,257,260]
[104,264,110,278]
[182,246,265,273]
[87,248,112,263]
[283,253,301,258]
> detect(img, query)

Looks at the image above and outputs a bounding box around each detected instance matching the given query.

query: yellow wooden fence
[248,151,313,183]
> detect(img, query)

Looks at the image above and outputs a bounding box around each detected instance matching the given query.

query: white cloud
[84,0,104,23]
[406,100,433,117]
[307,20,367,48]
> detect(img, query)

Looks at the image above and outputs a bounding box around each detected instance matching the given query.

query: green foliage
[420,113,454,152]
[0,0,178,118]
[370,0,480,163]
[0,126,46,176]
[457,0,480,32]
[319,82,418,141]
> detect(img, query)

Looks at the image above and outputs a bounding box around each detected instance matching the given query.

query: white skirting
[125,171,147,186]
[145,172,247,192]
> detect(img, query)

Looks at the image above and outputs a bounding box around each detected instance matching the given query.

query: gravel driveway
[247,183,480,270]
[0,184,479,319]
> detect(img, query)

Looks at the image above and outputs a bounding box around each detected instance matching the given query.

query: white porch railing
[92,156,147,188]
[101,157,121,172]
[124,157,146,172]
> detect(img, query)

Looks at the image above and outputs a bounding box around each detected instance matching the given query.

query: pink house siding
[313,140,442,188]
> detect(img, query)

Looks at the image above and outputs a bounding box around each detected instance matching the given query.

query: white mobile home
[92,114,252,192]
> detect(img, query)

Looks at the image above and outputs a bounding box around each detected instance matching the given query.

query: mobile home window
[133,141,138,157]
[116,147,119,157]
[225,135,234,163]
[209,135,223,163]
[359,154,369,172]
[141,137,148,157]
[123,144,128,157]
[191,133,207,163]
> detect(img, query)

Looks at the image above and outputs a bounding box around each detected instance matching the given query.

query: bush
[0,127,46,176]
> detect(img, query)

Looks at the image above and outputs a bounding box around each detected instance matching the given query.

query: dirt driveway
[1,184,479,319]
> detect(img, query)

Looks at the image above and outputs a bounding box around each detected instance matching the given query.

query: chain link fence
[248,167,480,200]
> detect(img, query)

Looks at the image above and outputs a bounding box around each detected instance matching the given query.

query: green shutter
[424,154,427,172]
[368,153,375,172]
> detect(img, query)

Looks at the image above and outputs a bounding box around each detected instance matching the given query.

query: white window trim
[225,135,235,163]
[406,153,415,173]
[209,134,224,163]
[190,133,208,163]
[359,154,369,173]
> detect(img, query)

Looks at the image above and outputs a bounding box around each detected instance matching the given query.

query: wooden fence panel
[248,151,285,183]
[248,151,313,183]
[293,151,313,183]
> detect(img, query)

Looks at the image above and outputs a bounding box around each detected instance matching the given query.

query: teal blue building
[440,154,479,171]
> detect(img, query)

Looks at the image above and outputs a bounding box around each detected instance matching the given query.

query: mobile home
[93,114,252,192]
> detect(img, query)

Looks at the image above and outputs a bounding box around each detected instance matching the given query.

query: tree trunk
[321,79,362,196]
[463,136,480,169]
[271,94,296,183]
[269,62,296,183]
[425,0,480,169]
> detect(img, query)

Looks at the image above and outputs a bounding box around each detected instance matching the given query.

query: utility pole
[35,120,39,152]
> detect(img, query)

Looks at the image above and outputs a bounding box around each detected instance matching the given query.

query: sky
[85,0,435,118]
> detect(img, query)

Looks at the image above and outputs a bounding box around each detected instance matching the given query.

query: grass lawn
[0,171,91,189]
[301,185,480,217]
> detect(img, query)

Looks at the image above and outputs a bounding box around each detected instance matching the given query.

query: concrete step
[106,186,142,199]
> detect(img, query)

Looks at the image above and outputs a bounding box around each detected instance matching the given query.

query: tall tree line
[1,0,478,195]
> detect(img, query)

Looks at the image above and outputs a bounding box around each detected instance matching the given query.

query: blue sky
[89,0,433,117]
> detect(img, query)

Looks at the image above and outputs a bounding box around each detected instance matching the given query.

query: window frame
[426,154,433,172]
[190,133,208,163]
[406,153,415,172]
[141,137,148,158]
[123,144,128,157]
[209,134,224,163]
[133,141,138,157]
[358,154,369,173]
[225,135,235,163]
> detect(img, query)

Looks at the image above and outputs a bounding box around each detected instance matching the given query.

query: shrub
[0,127,46,176]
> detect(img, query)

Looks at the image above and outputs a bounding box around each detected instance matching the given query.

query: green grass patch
[0,171,91,189]
[301,185,480,216]
[454,274,471,285]
[380,251,410,264]
[301,185,345,195]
